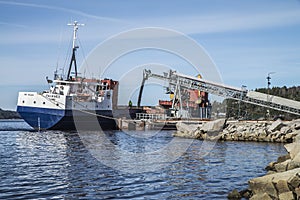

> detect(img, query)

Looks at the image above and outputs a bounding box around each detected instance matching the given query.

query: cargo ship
[16,21,119,130]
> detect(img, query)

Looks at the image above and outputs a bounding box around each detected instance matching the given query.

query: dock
[116,112,210,131]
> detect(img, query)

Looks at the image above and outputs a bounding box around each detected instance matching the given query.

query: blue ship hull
[17,106,117,130]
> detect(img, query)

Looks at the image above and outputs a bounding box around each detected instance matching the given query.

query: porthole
[43,102,45,105]
[33,101,36,104]
[56,104,59,106]
[22,100,25,103]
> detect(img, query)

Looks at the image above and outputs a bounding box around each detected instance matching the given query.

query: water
[0,120,287,199]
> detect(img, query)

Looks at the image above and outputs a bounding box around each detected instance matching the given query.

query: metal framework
[140,69,300,116]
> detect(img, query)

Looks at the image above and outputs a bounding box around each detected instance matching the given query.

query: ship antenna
[66,21,84,80]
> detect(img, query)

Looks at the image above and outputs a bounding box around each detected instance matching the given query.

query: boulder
[290,119,300,130]
[275,179,290,194]
[285,133,295,143]
[287,172,300,189]
[173,130,200,139]
[287,161,300,171]
[292,152,300,163]
[284,142,300,159]
[277,154,291,163]
[239,189,252,199]
[250,193,273,200]
[249,168,300,197]
[278,191,294,200]
[268,119,286,132]
[281,126,292,134]
[174,122,201,139]
[176,122,199,133]
[265,161,276,171]
[294,132,300,142]
[274,159,290,172]
[200,119,226,133]
[294,187,300,199]
[249,179,277,197]
[236,125,245,133]
[227,189,242,199]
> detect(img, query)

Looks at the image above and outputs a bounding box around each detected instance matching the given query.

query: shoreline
[229,134,300,200]
[174,119,300,199]
[174,119,300,143]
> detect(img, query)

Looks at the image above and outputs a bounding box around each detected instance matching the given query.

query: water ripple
[0,121,286,199]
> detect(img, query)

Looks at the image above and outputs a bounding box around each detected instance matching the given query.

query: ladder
[138,69,300,116]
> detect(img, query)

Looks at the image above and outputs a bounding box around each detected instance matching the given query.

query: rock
[250,193,273,200]
[294,133,300,142]
[200,119,226,133]
[295,123,300,130]
[275,179,290,194]
[249,180,277,197]
[277,154,291,163]
[174,122,201,139]
[285,133,295,143]
[290,119,300,130]
[278,191,294,200]
[281,126,292,134]
[274,159,290,172]
[176,122,199,133]
[265,161,276,171]
[268,119,286,132]
[287,161,300,171]
[173,130,200,139]
[242,122,300,200]
[287,172,300,189]
[236,125,245,132]
[292,152,300,163]
[227,189,242,200]
[294,187,300,199]
[284,143,300,159]
[239,189,252,199]
[249,168,300,196]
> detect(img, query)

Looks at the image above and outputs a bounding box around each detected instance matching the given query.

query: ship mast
[66,21,84,80]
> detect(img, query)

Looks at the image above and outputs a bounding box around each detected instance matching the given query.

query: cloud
[0,21,28,28]
[132,9,300,34]
[0,0,124,23]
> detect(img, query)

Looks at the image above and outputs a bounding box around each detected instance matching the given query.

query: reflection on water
[0,120,286,199]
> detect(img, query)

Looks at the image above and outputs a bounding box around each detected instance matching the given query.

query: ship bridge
[138,69,300,116]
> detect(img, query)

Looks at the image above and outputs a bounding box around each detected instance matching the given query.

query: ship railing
[136,113,167,120]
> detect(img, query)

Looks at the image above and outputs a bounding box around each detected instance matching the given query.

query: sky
[0,0,300,110]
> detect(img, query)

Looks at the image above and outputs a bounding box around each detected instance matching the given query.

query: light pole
[266,72,275,120]
[267,72,275,100]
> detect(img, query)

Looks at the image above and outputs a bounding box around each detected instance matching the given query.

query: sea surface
[0,120,287,199]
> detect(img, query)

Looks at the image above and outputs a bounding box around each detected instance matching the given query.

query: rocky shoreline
[234,134,300,200]
[174,119,300,143]
[174,119,300,199]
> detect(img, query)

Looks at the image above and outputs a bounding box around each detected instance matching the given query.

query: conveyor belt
[141,69,300,116]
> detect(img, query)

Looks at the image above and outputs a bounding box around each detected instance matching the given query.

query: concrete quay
[117,118,209,131]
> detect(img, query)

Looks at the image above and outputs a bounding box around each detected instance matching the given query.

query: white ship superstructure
[17,21,118,130]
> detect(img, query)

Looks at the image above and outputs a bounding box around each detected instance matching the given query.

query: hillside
[0,108,21,119]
